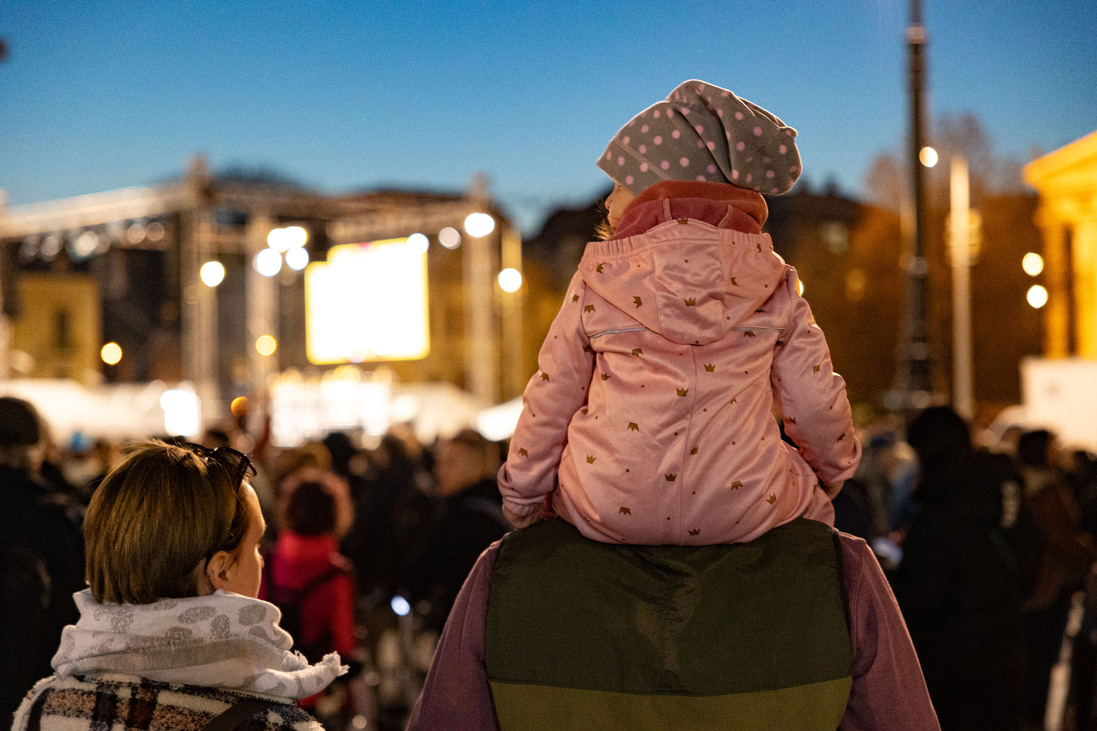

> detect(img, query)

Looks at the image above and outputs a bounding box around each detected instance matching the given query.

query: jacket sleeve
[498,273,595,516]
[840,534,941,730]
[770,268,861,493]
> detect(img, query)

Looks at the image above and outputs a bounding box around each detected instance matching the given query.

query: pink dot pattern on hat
[596,79,802,197]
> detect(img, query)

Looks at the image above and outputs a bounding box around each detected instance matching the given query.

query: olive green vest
[485,518,852,730]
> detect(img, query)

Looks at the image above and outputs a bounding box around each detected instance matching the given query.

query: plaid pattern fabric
[14,673,322,731]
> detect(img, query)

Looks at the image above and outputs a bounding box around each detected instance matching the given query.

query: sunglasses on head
[184,442,257,490]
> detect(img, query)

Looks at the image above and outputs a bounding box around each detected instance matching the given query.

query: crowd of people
[832,408,1097,730]
[0,394,510,729]
[4,77,1097,731]
[6,388,1097,729]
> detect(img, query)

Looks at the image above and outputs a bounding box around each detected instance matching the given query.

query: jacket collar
[612,180,768,239]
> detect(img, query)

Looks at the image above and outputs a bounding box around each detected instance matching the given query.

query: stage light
[100,342,123,365]
[464,212,495,238]
[200,260,226,287]
[498,267,522,293]
[256,335,278,356]
[255,248,282,277]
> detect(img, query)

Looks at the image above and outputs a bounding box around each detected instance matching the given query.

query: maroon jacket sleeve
[406,543,500,731]
[407,534,939,730]
[838,533,940,730]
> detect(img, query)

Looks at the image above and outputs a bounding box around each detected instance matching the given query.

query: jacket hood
[578,182,785,345]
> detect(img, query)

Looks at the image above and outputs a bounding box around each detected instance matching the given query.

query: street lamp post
[949,156,973,420]
[898,0,934,413]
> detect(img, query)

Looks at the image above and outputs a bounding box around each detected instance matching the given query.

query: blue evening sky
[1,1,1094,232]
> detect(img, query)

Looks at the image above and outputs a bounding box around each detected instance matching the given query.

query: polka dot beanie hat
[597,79,801,196]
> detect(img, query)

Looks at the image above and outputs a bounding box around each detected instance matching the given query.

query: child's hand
[503,505,542,529]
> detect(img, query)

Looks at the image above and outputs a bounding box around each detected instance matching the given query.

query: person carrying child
[499,79,861,545]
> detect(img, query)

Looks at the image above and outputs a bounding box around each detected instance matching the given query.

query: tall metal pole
[949,156,973,419]
[900,0,933,412]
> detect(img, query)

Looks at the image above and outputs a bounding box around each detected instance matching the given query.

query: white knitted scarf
[50,588,346,699]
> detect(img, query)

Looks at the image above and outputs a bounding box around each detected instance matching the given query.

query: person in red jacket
[261,467,358,720]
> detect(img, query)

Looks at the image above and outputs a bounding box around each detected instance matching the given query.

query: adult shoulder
[13,673,325,731]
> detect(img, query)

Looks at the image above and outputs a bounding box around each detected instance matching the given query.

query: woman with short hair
[12,439,346,731]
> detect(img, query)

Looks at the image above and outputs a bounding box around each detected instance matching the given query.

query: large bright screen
[305,239,430,364]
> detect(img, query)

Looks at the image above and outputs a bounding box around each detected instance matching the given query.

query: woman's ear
[205,550,236,593]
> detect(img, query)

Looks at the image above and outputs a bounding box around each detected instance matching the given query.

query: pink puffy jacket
[499,182,861,544]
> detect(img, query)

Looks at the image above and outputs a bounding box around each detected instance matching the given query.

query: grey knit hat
[597,79,802,196]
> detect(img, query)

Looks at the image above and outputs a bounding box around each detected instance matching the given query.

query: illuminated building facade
[1024,130,1097,359]
[0,158,527,442]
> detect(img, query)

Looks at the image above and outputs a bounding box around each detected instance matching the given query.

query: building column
[499,224,525,401]
[463,222,499,404]
[246,211,278,402]
[1074,219,1097,358]
[463,175,500,405]
[1040,216,1071,357]
[0,194,11,380]
[182,157,220,427]
[0,304,8,380]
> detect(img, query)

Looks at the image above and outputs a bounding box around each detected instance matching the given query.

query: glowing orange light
[230,396,249,418]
